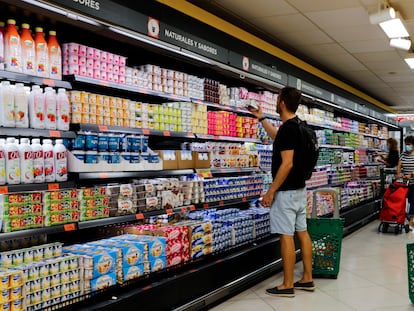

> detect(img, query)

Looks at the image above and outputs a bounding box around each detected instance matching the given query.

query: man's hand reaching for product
[261,190,275,207]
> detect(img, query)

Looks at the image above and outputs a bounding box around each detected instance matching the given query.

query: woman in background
[377,137,399,168]
[397,135,414,229]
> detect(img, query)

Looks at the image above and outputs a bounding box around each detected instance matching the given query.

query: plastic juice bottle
[20,23,35,76]
[31,138,44,183]
[34,27,48,77]
[48,30,61,80]
[0,139,6,185]
[14,83,29,128]
[4,19,22,72]
[54,139,67,181]
[28,85,45,129]
[0,81,15,127]
[56,88,70,131]
[5,137,20,184]
[44,87,57,129]
[43,139,55,182]
[18,137,33,183]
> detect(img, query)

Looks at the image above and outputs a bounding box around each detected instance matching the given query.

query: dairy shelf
[0,70,72,89]
[0,181,76,194]
[0,127,76,139]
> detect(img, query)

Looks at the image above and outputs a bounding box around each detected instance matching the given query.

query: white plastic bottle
[0,81,16,127]
[0,139,6,185]
[56,88,70,131]
[44,87,57,130]
[31,138,44,183]
[14,83,29,128]
[43,139,55,182]
[18,137,33,184]
[5,137,20,184]
[54,139,67,181]
[28,85,45,129]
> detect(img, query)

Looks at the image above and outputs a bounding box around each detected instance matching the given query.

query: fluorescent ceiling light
[379,15,409,38]
[21,0,68,15]
[390,38,411,50]
[369,7,395,24]
[404,54,414,69]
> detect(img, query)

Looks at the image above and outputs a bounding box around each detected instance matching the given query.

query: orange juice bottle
[4,19,22,72]
[48,30,61,80]
[20,23,35,75]
[34,27,48,77]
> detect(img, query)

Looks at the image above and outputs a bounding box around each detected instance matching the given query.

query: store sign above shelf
[42,0,397,129]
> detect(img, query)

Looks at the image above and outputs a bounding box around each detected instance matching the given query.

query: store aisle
[210,220,414,311]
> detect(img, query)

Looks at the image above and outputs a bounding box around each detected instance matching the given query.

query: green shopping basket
[406,243,414,303]
[307,188,345,279]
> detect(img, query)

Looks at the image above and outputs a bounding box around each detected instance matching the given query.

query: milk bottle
[44,87,57,130]
[0,81,15,127]
[14,83,29,128]
[54,139,67,181]
[28,85,45,129]
[43,139,55,182]
[31,138,44,183]
[18,137,33,183]
[5,137,20,184]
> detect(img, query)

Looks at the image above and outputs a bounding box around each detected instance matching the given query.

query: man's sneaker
[293,281,316,291]
[265,287,295,297]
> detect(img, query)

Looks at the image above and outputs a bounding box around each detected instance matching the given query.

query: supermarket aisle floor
[210,220,414,311]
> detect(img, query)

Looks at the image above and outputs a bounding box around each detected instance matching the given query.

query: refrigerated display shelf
[0,181,76,194]
[210,167,260,174]
[195,134,261,143]
[0,127,76,139]
[307,121,387,139]
[0,70,72,89]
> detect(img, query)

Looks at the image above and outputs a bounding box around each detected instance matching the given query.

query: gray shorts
[270,188,307,236]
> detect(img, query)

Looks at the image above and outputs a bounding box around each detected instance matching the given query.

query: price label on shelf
[99,173,109,179]
[242,197,247,202]
[218,201,224,207]
[98,125,108,131]
[181,207,188,213]
[136,213,145,220]
[163,131,171,137]
[166,209,173,215]
[142,129,150,135]
[48,183,60,190]
[64,223,76,231]
[99,80,109,87]
[189,205,196,211]
[0,186,8,194]
[43,78,55,86]
[195,169,212,178]
[203,203,209,209]
[49,131,61,138]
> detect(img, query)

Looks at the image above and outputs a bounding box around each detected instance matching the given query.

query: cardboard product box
[177,150,194,169]
[194,152,210,169]
[155,150,177,170]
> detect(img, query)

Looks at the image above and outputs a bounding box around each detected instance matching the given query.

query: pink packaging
[86,68,94,78]
[119,56,126,66]
[119,75,126,84]
[100,51,108,62]
[79,66,87,76]
[86,58,94,68]
[86,47,95,59]
[119,66,126,76]
[100,71,107,80]
[107,63,113,73]
[113,55,120,65]
[94,49,101,60]
[67,43,79,55]
[68,55,78,65]
[78,44,87,57]
[113,74,119,83]
[100,62,107,72]
[113,65,119,75]
[93,60,100,71]
[78,56,86,66]
[68,65,79,75]
[62,65,69,75]
[107,73,114,82]
[107,53,114,64]
[93,70,101,80]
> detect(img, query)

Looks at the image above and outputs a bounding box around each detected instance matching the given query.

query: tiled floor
[210,220,414,311]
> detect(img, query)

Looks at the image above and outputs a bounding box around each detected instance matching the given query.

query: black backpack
[295,118,319,180]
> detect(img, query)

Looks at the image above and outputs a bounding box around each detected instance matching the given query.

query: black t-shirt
[386,149,399,168]
[271,116,306,190]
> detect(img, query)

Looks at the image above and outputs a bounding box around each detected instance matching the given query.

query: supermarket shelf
[200,196,260,209]
[1,181,76,193]
[71,169,194,181]
[195,134,261,143]
[0,224,77,242]
[65,75,189,102]
[0,70,72,89]
[0,127,76,139]
[307,121,387,140]
[319,144,375,151]
[70,123,195,138]
[210,167,260,174]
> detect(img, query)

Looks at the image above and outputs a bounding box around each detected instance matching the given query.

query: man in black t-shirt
[251,87,315,297]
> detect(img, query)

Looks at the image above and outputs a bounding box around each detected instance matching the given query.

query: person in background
[250,87,314,298]
[397,135,414,229]
[377,137,399,168]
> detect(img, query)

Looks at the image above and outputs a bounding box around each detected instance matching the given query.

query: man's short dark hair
[278,87,302,113]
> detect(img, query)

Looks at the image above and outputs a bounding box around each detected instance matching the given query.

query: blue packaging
[72,151,85,162]
[85,151,98,164]
[130,153,140,163]
[72,132,86,150]
[141,136,148,152]
[85,132,98,151]
[126,135,140,152]
[108,134,120,152]
[98,134,109,152]
[110,153,120,164]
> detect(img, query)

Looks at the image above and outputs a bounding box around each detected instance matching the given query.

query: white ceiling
[189,0,414,113]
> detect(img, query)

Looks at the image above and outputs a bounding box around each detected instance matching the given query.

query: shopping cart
[307,188,344,279]
[378,179,411,234]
